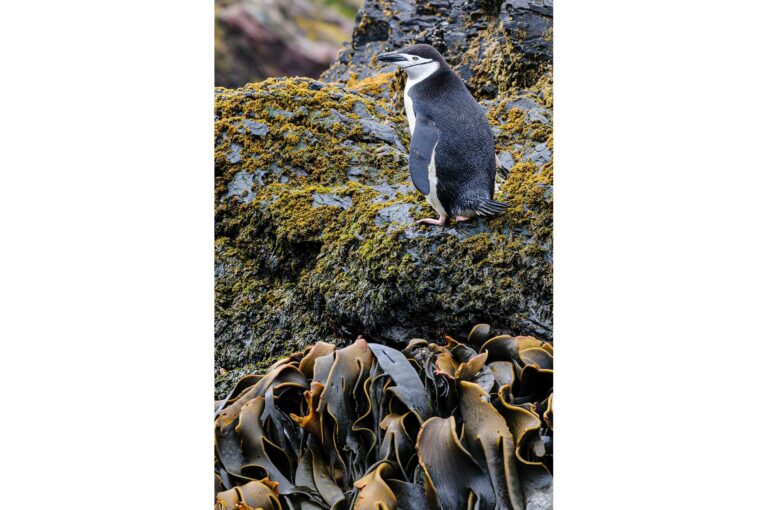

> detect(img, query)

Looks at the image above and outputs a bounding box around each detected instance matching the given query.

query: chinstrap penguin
[377,44,509,227]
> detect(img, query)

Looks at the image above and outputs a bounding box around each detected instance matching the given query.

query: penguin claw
[417,216,447,227]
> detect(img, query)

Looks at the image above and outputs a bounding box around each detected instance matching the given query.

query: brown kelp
[214,325,553,509]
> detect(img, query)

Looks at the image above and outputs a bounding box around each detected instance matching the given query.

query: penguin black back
[411,60,496,202]
[378,44,508,225]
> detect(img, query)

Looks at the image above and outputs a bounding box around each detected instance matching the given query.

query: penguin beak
[377,52,408,63]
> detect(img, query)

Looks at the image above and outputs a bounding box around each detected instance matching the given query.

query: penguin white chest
[402,61,438,135]
[404,94,416,135]
[401,61,445,216]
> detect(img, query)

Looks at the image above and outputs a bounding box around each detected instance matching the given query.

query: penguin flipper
[408,115,439,195]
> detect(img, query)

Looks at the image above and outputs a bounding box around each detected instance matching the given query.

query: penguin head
[377,44,446,80]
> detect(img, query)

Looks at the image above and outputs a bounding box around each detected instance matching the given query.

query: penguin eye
[412,56,419,61]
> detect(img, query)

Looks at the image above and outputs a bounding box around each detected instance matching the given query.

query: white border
[556,1,768,507]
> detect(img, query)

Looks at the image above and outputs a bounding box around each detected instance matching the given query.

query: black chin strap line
[402,60,434,70]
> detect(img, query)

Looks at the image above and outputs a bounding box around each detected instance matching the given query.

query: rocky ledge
[215,0,553,396]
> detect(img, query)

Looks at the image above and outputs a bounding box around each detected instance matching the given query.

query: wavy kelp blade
[497,385,550,473]
[379,413,416,477]
[434,351,458,378]
[317,339,373,422]
[237,397,295,492]
[292,449,328,509]
[515,336,551,352]
[488,361,516,388]
[217,364,307,428]
[352,462,397,510]
[316,339,374,483]
[312,352,335,385]
[215,479,282,510]
[416,416,496,510]
[311,444,346,508]
[519,347,553,370]
[267,351,305,373]
[517,364,553,403]
[369,343,431,420]
[299,342,337,378]
[403,338,428,355]
[446,335,480,363]
[467,323,491,350]
[216,417,249,488]
[350,375,378,466]
[389,480,430,510]
[480,335,520,364]
[498,386,542,445]
[262,386,302,466]
[459,381,525,510]
[543,394,553,430]
[455,351,488,380]
[216,374,262,414]
[450,350,495,395]
[522,432,553,475]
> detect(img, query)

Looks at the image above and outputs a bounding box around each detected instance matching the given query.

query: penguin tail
[496,154,510,179]
[474,199,510,217]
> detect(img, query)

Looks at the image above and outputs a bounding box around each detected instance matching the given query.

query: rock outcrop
[215,0,553,395]
[324,0,553,99]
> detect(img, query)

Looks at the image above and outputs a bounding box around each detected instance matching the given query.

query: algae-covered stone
[215,75,552,396]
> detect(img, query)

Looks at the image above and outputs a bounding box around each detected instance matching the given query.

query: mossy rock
[215,74,552,397]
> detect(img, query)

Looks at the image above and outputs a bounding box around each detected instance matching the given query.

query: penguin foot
[417,215,447,227]
[455,215,472,222]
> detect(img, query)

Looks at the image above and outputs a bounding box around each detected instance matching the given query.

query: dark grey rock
[526,142,552,165]
[310,108,348,129]
[375,203,414,227]
[311,193,353,209]
[224,170,256,203]
[498,151,516,171]
[266,106,308,119]
[527,109,549,124]
[227,143,242,164]
[240,119,269,137]
[371,183,411,202]
[359,117,403,151]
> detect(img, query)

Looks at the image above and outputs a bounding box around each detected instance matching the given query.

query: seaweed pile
[214,325,553,509]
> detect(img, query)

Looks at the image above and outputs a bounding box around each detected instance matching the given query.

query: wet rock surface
[215,0,553,398]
